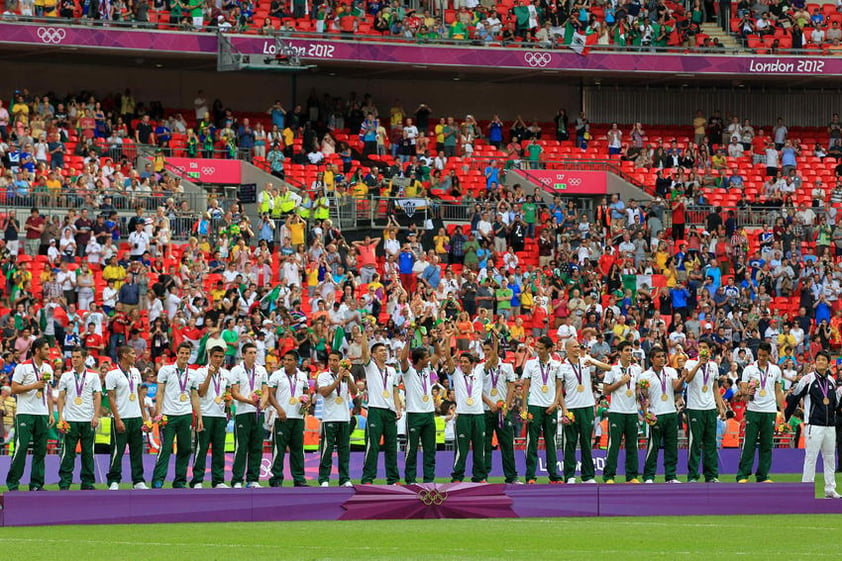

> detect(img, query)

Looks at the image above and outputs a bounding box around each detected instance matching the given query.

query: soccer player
[639,346,685,484]
[448,351,487,482]
[152,342,202,488]
[521,335,564,484]
[106,345,149,490]
[267,351,310,487]
[360,329,402,485]
[560,339,611,483]
[480,332,520,484]
[57,347,102,490]
[6,337,54,492]
[399,338,442,484]
[190,345,230,489]
[683,339,727,483]
[602,341,643,484]
[788,351,841,498]
[736,341,784,483]
[316,350,358,487]
[230,342,270,488]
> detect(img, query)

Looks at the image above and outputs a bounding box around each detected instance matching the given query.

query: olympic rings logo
[524,52,552,67]
[568,177,582,186]
[417,489,448,506]
[200,167,216,175]
[36,27,67,44]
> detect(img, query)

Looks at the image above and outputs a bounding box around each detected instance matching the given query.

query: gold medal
[179,393,189,402]
[490,388,499,397]
[823,398,830,405]
[702,385,709,393]
[36,391,43,399]
[541,385,549,393]
[466,398,475,406]
[759,390,767,397]
[214,396,223,404]
[382,390,390,398]
[289,397,298,405]
[661,394,669,401]
[128,393,137,401]
[576,384,585,393]
[74,397,83,405]
[625,390,633,397]
[335,397,344,404]
[422,395,430,402]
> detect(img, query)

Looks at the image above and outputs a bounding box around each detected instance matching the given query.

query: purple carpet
[1,483,840,526]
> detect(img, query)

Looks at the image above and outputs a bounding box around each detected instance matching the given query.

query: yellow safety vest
[260,192,274,214]
[278,192,296,214]
[314,196,330,220]
[96,417,112,446]
[435,415,446,445]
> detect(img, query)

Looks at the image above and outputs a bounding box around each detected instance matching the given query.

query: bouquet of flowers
[299,393,311,415]
[157,415,169,428]
[40,371,52,383]
[339,359,352,371]
[520,409,530,421]
[57,419,70,434]
[496,400,507,428]
[223,390,233,404]
[699,348,710,360]
[251,389,263,405]
[141,420,154,433]
[561,411,576,426]
[637,379,650,390]
[644,411,658,426]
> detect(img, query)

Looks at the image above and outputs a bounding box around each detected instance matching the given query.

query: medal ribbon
[287,373,297,400]
[211,368,221,397]
[248,366,256,393]
[379,365,389,395]
[74,370,86,399]
[657,368,667,395]
[420,368,429,395]
[818,373,830,404]
[570,360,582,386]
[119,365,135,393]
[759,364,768,394]
[539,361,550,387]
[702,363,711,388]
[465,374,474,399]
[34,362,46,404]
[621,366,631,390]
[176,367,189,395]
[488,365,500,391]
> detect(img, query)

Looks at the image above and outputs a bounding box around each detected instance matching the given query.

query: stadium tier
[0,4,841,504]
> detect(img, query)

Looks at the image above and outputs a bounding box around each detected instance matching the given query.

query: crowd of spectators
[0,0,726,50]
[3,84,842,468]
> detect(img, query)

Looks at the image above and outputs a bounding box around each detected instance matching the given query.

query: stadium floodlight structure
[217,32,315,72]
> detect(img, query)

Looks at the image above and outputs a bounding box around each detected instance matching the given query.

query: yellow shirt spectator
[351,181,368,198]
